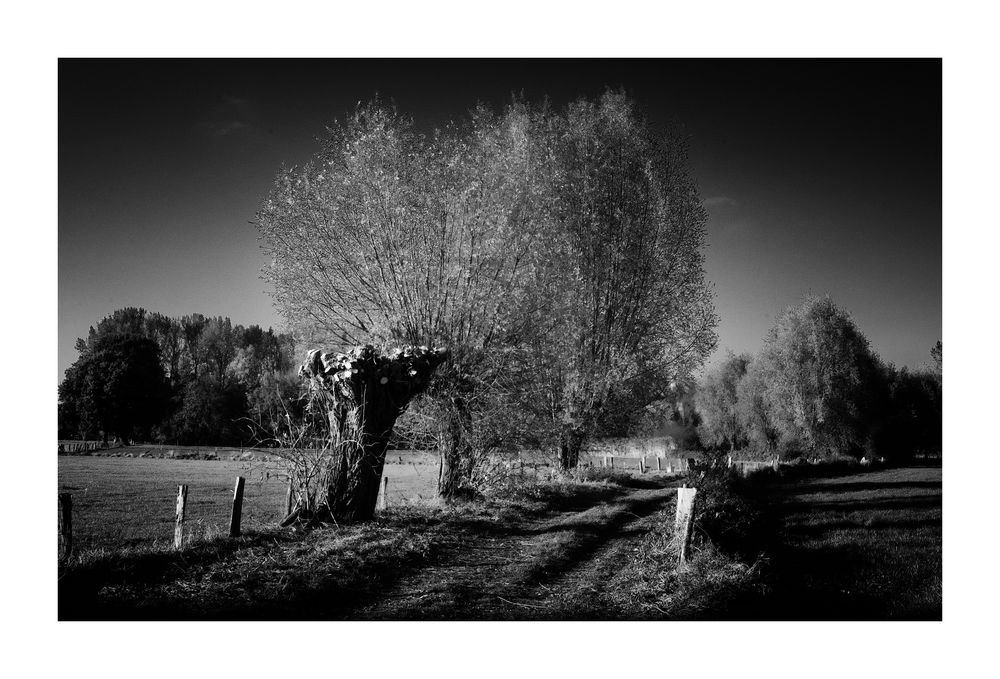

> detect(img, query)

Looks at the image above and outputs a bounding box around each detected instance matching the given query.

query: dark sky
[58,58,941,378]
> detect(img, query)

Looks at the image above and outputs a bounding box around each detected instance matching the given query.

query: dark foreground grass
[555,462,942,621]
[739,463,942,620]
[59,463,940,620]
[59,512,439,620]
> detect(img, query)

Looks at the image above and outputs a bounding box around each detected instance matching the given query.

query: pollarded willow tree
[525,92,718,468]
[255,101,549,516]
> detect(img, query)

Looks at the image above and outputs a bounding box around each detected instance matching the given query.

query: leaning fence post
[378,476,389,511]
[675,485,697,565]
[59,493,72,562]
[174,485,188,550]
[229,476,246,537]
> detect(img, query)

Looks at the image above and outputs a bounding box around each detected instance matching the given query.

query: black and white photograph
[54,57,943,622]
[6,2,994,675]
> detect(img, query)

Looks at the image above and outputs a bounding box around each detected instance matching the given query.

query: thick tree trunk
[299,345,447,524]
[437,398,471,499]
[558,427,584,470]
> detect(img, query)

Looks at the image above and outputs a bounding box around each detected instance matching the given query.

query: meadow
[57,443,680,553]
[58,451,443,551]
[742,463,943,619]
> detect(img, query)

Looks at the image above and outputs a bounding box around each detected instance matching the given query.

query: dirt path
[352,481,680,620]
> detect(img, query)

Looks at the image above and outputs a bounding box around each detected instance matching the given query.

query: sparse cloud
[194,120,252,136]
[703,195,738,209]
[193,95,258,136]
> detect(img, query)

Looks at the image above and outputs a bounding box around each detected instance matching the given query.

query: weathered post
[377,476,389,511]
[656,457,662,472]
[609,456,615,469]
[639,457,646,474]
[58,493,72,562]
[675,485,697,564]
[229,476,246,537]
[174,485,188,550]
[285,476,295,515]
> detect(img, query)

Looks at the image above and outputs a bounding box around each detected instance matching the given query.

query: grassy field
[58,451,446,552]
[57,443,677,553]
[743,463,942,619]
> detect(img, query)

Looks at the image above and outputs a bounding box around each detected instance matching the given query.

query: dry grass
[57,452,444,552]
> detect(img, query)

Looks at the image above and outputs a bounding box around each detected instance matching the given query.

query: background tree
[144,312,184,386]
[879,344,942,461]
[59,308,296,447]
[735,358,782,453]
[749,296,886,458]
[58,333,170,444]
[695,352,750,452]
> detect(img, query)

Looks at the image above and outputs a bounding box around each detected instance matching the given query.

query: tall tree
[527,92,718,468]
[145,312,184,385]
[180,313,208,380]
[736,359,782,453]
[202,316,239,387]
[256,101,544,510]
[751,296,885,458]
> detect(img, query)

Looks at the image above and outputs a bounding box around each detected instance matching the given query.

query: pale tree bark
[298,345,447,524]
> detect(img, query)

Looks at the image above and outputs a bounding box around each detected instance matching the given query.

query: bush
[684,466,772,562]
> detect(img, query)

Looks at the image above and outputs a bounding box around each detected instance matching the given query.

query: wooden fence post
[656,457,662,472]
[229,476,246,537]
[609,456,615,469]
[285,476,295,515]
[378,476,389,511]
[675,486,697,565]
[174,485,188,550]
[639,457,645,474]
[58,493,72,562]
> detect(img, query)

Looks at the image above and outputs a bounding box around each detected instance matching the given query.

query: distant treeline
[58,308,299,446]
[693,297,942,462]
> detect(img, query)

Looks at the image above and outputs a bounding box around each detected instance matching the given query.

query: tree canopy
[59,308,297,445]
[59,333,170,444]
[256,93,718,484]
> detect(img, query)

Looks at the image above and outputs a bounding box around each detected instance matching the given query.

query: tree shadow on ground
[776,480,942,495]
[515,490,675,585]
[723,467,942,621]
